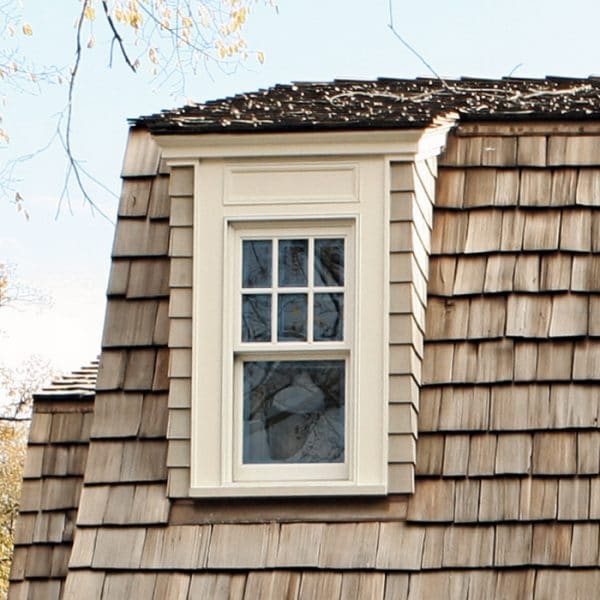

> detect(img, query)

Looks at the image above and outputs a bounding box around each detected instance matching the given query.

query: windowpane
[314,293,343,341]
[278,239,308,287]
[243,360,345,464]
[242,240,272,288]
[242,294,271,342]
[314,239,344,286]
[277,293,307,341]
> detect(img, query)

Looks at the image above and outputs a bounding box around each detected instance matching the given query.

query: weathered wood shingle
[16,90,600,599]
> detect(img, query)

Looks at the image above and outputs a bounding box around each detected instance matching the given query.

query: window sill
[188,482,387,498]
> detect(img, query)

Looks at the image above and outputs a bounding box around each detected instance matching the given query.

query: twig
[59,2,114,223]
[507,63,524,77]
[387,0,453,92]
[101,0,137,72]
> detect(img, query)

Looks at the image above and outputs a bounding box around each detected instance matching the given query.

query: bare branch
[0,263,50,310]
[387,0,453,92]
[100,0,137,72]
[57,1,114,223]
[507,63,524,77]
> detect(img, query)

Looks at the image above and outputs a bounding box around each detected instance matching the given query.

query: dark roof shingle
[133,77,600,134]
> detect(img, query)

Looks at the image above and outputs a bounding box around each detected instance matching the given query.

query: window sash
[230,221,355,484]
[232,351,351,482]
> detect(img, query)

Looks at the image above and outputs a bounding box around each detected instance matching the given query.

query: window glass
[277,293,307,341]
[314,293,343,341]
[278,239,308,287]
[242,240,272,288]
[243,360,345,464]
[241,236,346,345]
[314,238,344,286]
[242,294,271,342]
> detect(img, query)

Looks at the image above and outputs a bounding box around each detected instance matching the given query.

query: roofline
[32,391,95,402]
[152,121,458,162]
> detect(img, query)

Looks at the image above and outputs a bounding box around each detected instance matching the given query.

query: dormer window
[188,156,388,496]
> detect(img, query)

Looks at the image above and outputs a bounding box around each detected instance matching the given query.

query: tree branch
[58,0,114,223]
[387,0,453,92]
[101,0,137,72]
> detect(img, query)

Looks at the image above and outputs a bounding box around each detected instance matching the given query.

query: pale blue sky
[1,0,600,372]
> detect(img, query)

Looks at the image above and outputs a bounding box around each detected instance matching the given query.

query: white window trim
[189,156,389,497]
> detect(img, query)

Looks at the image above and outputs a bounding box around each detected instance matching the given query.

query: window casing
[190,157,388,496]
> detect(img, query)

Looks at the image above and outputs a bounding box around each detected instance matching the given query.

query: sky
[1,0,600,377]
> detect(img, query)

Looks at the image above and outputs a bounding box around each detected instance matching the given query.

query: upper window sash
[232,223,355,355]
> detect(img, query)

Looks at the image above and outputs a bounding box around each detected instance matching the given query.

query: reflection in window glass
[242,294,271,342]
[278,239,308,287]
[243,360,345,463]
[242,240,272,288]
[314,293,343,341]
[277,294,307,341]
[314,239,344,286]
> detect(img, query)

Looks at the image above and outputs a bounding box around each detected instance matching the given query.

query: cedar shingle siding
[10,78,600,599]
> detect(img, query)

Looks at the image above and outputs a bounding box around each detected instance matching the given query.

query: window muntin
[239,236,346,346]
[233,225,352,481]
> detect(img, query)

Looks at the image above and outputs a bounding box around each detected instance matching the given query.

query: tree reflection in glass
[277,294,307,341]
[314,293,343,340]
[278,239,307,286]
[242,240,272,288]
[314,239,344,287]
[243,360,345,463]
[242,294,271,342]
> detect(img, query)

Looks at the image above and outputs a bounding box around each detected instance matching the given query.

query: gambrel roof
[9,79,600,599]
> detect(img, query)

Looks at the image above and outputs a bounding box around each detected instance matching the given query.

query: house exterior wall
[11,118,600,599]
[8,391,94,600]
[388,158,436,492]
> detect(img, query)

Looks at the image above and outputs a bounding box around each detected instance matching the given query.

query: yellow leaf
[84,4,96,20]
[22,23,33,36]
[257,51,264,64]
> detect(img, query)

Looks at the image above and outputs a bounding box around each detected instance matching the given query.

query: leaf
[257,51,265,64]
[87,36,95,48]
[83,5,96,20]
[22,23,33,36]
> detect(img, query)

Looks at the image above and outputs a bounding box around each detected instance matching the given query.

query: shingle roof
[134,76,600,134]
[34,360,98,399]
